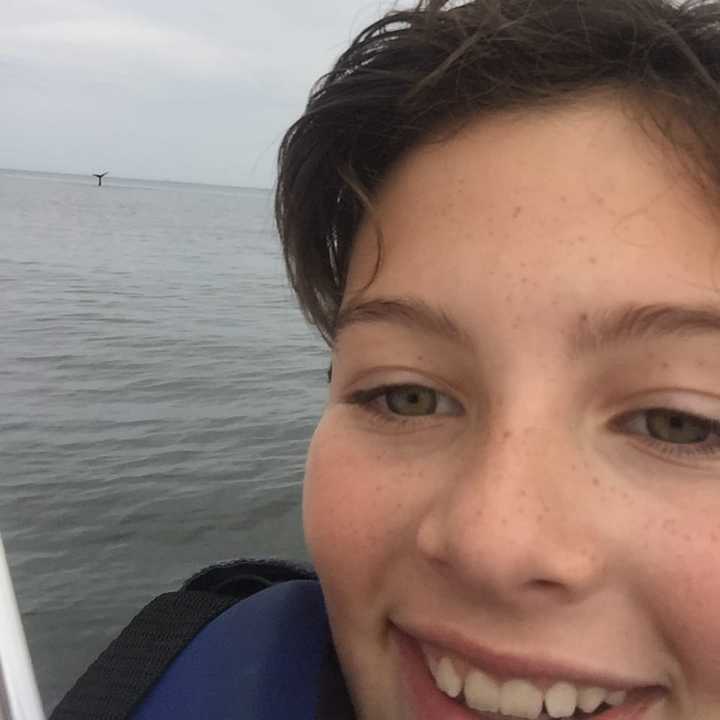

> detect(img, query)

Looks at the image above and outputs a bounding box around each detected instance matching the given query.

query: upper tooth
[428,650,630,720]
[607,690,627,706]
[578,687,607,713]
[544,682,578,718]
[464,669,500,713]
[421,646,439,677]
[437,657,462,698]
[500,679,543,720]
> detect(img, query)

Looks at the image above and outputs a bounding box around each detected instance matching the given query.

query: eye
[618,407,720,458]
[645,409,713,443]
[346,383,462,424]
[385,386,438,416]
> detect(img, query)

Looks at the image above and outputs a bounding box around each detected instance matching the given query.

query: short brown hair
[275,0,720,345]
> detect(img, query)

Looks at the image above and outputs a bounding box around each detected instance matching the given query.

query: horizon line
[0,166,272,192]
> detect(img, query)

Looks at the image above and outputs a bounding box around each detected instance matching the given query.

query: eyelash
[345,383,720,459]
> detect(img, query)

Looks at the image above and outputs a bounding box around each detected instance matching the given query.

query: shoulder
[50,558,332,720]
[181,557,318,596]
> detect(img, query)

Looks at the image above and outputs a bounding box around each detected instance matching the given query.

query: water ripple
[0,171,322,712]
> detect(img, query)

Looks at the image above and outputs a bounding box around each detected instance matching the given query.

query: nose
[416,418,606,610]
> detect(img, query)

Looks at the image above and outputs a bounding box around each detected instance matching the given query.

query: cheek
[303,417,387,576]
[640,511,720,689]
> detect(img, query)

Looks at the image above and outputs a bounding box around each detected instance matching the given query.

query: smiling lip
[391,620,668,692]
[391,625,668,720]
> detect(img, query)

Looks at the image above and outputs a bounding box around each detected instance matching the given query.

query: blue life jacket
[50,559,354,720]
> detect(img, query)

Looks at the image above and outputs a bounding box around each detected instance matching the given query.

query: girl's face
[303,97,720,720]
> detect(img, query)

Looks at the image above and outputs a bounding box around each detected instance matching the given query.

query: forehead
[344,96,717,304]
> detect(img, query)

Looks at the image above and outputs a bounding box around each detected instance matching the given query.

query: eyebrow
[333,296,720,359]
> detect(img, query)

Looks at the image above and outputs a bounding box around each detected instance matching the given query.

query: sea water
[0,169,328,711]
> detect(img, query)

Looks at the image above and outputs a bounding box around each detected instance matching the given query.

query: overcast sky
[2,0,411,187]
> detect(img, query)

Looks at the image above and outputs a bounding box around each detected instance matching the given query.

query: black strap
[49,590,239,720]
[182,558,317,595]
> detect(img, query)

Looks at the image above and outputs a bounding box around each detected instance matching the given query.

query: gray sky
[2,0,409,187]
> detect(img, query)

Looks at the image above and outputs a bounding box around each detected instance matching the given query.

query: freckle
[513,206,523,218]
[519,489,527,498]
[588,256,597,265]
[501,517,508,526]
[503,430,512,440]
[683,533,691,541]
[592,477,600,486]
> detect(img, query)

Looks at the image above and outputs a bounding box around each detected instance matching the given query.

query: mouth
[391,625,668,720]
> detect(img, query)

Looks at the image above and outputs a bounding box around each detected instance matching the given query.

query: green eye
[645,409,713,444]
[346,383,462,427]
[385,386,438,416]
[617,406,720,459]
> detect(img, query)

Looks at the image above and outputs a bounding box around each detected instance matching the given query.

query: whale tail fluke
[92,172,108,187]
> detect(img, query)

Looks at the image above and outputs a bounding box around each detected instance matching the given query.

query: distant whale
[93,172,108,187]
